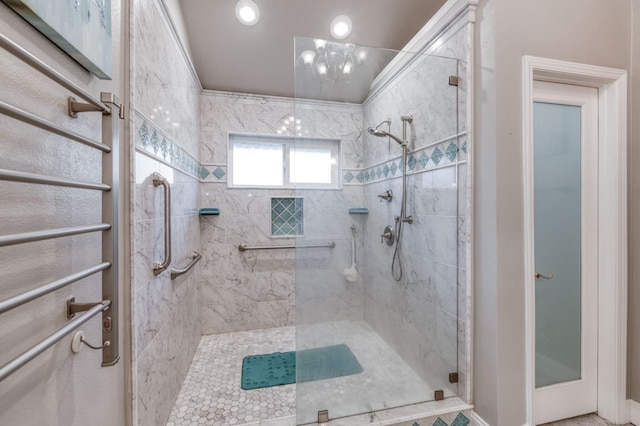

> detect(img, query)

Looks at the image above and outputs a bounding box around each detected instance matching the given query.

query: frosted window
[290,148,332,184]
[228,134,340,188]
[231,141,283,186]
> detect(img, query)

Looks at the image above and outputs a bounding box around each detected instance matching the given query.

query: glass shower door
[293,37,463,424]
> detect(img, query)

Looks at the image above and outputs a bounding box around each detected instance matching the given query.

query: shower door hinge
[448,75,459,86]
[318,409,329,423]
[449,372,459,383]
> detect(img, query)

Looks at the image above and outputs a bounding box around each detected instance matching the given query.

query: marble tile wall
[361,23,470,401]
[199,92,365,333]
[131,0,202,425]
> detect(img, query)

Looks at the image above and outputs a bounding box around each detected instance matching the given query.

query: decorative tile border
[135,111,467,187]
[134,109,204,180]
[344,133,467,185]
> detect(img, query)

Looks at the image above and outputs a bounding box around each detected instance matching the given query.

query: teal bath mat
[241,344,363,390]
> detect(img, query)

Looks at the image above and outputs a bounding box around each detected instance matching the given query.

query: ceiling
[180,0,446,103]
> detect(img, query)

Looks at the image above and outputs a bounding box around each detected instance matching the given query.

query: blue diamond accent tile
[199,166,210,180]
[139,123,150,147]
[445,142,459,162]
[376,167,382,178]
[431,147,443,165]
[364,170,370,181]
[432,418,448,426]
[356,172,364,183]
[412,423,420,426]
[383,164,390,177]
[451,413,470,426]
[160,137,168,159]
[461,142,467,154]
[390,161,398,175]
[408,154,417,171]
[419,152,429,168]
[212,167,226,180]
[271,197,303,236]
[344,171,354,183]
[168,142,175,161]
[151,131,160,154]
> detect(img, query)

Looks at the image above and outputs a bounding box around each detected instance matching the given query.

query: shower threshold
[167,321,463,426]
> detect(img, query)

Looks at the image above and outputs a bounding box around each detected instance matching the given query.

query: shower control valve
[380,226,395,246]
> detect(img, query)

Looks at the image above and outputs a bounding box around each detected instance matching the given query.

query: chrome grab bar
[0,301,110,382]
[238,241,336,252]
[152,172,172,275]
[171,252,202,280]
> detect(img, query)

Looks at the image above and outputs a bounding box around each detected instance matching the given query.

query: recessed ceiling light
[235,0,260,26]
[330,15,352,40]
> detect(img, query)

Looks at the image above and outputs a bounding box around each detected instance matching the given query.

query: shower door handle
[152,172,172,275]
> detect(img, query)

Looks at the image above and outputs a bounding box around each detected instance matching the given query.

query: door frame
[522,56,628,425]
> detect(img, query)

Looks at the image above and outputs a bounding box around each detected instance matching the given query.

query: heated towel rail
[0,32,121,381]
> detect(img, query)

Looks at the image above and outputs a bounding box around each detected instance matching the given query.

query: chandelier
[299,40,367,83]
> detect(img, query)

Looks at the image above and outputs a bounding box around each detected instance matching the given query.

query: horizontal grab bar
[0,300,110,382]
[0,262,111,315]
[171,252,202,280]
[0,100,110,152]
[0,32,108,112]
[0,223,111,247]
[238,241,336,252]
[0,169,110,191]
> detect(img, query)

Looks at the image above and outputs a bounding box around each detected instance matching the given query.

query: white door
[532,81,598,425]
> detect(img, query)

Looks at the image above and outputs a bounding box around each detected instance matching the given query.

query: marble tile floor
[167,321,448,426]
[540,413,633,426]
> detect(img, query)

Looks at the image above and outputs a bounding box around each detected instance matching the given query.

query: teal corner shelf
[348,208,369,215]
[199,208,220,216]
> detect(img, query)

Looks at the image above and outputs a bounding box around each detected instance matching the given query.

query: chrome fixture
[152,172,172,275]
[378,190,393,202]
[368,115,414,281]
[239,241,336,251]
[380,226,394,246]
[299,39,368,83]
[535,272,554,280]
[171,252,202,280]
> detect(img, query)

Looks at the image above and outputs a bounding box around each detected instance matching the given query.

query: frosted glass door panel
[534,102,582,388]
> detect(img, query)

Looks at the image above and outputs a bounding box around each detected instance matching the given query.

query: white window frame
[227,133,342,189]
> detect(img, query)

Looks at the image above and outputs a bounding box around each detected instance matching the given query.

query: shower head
[367,124,405,146]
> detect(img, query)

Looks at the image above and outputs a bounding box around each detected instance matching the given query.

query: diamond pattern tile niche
[271,197,304,236]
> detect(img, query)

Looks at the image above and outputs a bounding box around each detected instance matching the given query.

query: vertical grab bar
[152,172,171,275]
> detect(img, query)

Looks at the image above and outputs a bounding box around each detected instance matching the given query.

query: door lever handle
[535,272,554,280]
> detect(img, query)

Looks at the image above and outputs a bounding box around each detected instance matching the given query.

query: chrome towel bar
[0,301,110,382]
[171,252,202,280]
[0,32,108,113]
[152,172,172,275]
[0,262,111,315]
[0,169,111,191]
[238,241,336,251]
[0,224,111,247]
[0,100,110,152]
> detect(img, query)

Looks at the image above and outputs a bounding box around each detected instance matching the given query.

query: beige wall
[473,0,632,424]
[629,0,640,403]
[0,2,127,425]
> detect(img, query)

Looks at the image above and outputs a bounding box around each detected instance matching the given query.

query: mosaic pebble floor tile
[167,321,446,426]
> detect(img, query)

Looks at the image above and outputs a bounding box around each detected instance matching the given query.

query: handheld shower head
[367,126,405,146]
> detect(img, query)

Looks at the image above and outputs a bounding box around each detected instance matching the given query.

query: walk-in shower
[293,36,467,424]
